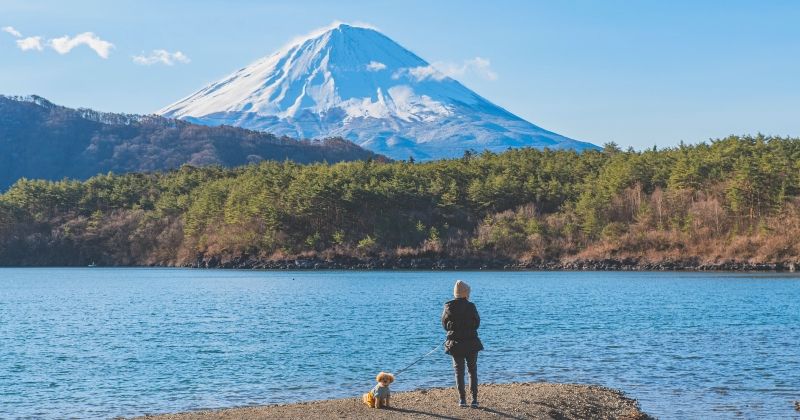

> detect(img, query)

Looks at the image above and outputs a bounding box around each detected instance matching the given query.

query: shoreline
[171,256,796,271]
[4,259,800,272]
[134,382,652,419]
[4,256,800,272]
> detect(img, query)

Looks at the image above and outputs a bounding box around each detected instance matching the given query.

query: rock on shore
[137,382,651,419]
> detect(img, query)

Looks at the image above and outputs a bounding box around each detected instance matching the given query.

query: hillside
[0,135,798,268]
[0,95,382,190]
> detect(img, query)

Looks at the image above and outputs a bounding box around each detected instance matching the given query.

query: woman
[441,280,483,408]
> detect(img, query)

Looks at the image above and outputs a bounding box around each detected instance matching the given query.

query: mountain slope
[0,95,382,190]
[159,23,598,160]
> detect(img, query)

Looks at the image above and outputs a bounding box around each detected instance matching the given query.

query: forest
[1,134,799,269]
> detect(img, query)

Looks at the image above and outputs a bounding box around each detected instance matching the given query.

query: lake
[0,269,798,419]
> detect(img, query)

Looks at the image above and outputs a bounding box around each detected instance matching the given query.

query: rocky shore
[136,382,652,419]
[184,253,799,272]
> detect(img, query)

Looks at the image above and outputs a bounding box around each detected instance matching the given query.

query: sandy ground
[136,382,652,419]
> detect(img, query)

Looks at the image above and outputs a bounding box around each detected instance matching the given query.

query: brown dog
[362,372,394,408]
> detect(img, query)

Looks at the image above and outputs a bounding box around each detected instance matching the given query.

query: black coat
[441,298,484,355]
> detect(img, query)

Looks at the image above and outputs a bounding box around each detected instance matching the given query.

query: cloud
[405,65,446,81]
[133,49,191,66]
[394,57,498,82]
[49,32,114,58]
[16,36,43,51]
[366,60,386,71]
[441,57,498,81]
[4,27,115,58]
[2,26,22,37]
[349,21,380,31]
[3,26,45,52]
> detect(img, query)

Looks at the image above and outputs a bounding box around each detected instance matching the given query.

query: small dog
[362,371,394,408]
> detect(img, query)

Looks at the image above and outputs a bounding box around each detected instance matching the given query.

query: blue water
[0,269,798,419]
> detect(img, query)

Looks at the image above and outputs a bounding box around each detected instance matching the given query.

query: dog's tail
[362,392,375,408]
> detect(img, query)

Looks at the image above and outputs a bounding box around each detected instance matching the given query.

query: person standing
[441,280,484,408]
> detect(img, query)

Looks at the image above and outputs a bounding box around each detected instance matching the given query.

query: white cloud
[471,57,498,80]
[414,65,449,81]
[49,32,114,58]
[133,49,191,66]
[349,21,380,31]
[366,60,386,71]
[395,57,498,82]
[2,26,22,37]
[442,57,498,81]
[16,36,43,51]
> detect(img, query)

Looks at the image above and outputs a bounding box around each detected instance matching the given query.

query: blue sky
[2,0,799,149]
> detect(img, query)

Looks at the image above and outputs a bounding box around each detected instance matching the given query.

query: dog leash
[393,340,445,376]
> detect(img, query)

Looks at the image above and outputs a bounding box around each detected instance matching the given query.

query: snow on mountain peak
[159,22,598,160]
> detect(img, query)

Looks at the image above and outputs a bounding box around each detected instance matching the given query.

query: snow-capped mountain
[159,22,597,160]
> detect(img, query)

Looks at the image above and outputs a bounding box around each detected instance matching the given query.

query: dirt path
[137,382,652,419]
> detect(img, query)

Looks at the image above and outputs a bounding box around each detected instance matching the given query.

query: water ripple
[0,269,798,419]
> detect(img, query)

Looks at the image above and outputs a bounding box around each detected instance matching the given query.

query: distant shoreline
[6,257,798,272]
[178,255,800,272]
[134,382,652,419]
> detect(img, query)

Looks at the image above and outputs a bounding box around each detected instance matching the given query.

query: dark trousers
[451,351,478,401]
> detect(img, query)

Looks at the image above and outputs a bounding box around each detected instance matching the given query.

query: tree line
[1,134,799,266]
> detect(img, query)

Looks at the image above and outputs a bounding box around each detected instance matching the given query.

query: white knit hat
[453,280,471,299]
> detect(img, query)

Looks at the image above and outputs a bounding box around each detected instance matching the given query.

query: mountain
[159,23,598,160]
[0,95,382,190]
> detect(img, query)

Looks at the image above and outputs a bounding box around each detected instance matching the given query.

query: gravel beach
[137,382,652,419]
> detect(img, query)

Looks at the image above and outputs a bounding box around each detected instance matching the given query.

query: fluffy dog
[362,372,394,408]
